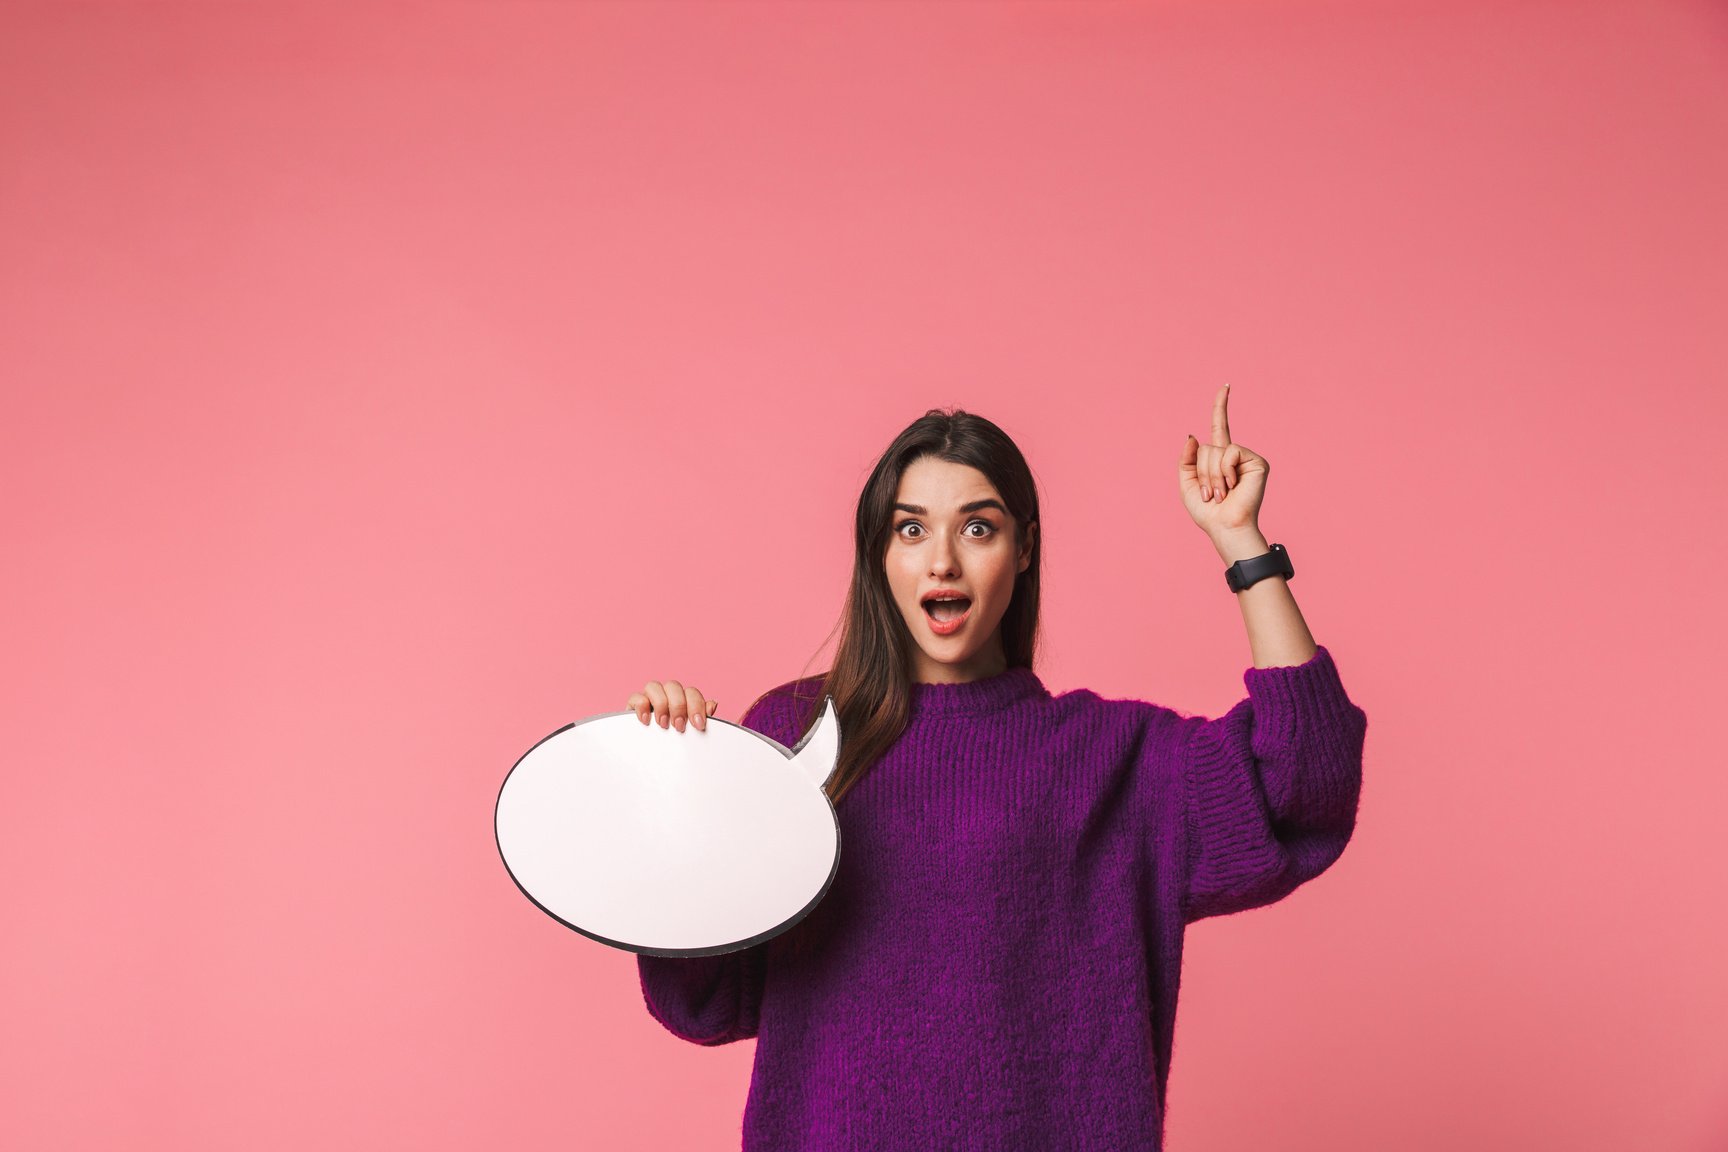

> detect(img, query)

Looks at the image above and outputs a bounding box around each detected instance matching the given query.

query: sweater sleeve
[634,688,788,1046]
[1177,644,1367,924]
[636,938,770,1047]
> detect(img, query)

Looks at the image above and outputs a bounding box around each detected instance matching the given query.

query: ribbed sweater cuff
[638,947,765,1046]
[638,953,727,1042]
[1236,643,1357,758]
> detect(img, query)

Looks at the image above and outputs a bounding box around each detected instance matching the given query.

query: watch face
[1226,546,1291,590]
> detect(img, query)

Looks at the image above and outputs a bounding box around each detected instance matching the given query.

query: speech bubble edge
[493,698,843,958]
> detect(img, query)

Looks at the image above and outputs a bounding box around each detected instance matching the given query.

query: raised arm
[1177,644,1367,923]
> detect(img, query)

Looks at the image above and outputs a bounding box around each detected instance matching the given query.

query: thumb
[1177,434,1201,494]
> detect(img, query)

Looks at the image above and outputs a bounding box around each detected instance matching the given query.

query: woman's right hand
[627,680,719,733]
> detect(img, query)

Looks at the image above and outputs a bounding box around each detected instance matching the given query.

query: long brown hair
[770,407,1044,806]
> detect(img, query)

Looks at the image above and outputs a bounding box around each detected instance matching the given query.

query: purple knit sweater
[637,644,1367,1150]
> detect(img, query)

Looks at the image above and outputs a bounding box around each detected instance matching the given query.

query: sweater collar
[906,665,1048,719]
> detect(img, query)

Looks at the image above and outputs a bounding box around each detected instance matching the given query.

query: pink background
[4,2,1726,1149]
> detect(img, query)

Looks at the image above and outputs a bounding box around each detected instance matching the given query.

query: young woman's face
[885,457,1035,684]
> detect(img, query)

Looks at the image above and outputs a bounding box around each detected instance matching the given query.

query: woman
[629,394,1367,1151]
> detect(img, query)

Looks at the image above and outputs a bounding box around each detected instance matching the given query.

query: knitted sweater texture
[637,644,1368,1150]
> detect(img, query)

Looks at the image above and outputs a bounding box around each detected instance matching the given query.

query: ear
[1018,520,1037,572]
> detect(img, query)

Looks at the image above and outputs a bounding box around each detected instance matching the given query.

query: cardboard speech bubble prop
[495,698,842,957]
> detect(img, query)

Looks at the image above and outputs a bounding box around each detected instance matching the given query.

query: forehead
[893,458,1001,507]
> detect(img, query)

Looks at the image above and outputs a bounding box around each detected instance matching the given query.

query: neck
[909,639,1008,685]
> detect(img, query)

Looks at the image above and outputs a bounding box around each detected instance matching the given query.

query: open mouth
[921,597,972,633]
[923,597,972,622]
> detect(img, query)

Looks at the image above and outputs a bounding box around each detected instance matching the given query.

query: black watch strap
[1224,542,1294,592]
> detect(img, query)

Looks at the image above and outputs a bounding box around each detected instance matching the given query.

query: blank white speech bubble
[495,697,842,956]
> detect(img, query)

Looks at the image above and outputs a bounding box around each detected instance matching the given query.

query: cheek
[885,554,921,606]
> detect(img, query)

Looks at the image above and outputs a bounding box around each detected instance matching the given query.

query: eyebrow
[892,499,1008,516]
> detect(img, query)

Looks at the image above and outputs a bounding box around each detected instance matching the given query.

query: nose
[928,534,959,577]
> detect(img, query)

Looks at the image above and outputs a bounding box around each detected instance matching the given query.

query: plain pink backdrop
[4,2,1726,1149]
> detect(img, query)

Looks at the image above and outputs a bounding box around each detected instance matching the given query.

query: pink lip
[922,600,971,636]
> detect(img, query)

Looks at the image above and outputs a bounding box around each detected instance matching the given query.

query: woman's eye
[897,520,994,539]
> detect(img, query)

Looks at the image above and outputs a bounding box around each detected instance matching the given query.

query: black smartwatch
[1224,542,1294,592]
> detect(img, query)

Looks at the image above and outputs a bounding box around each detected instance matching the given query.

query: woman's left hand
[1178,383,1267,537]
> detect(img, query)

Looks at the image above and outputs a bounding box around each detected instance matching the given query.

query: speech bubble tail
[788,695,841,792]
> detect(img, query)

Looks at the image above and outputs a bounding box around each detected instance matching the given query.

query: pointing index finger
[1211,382,1232,445]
